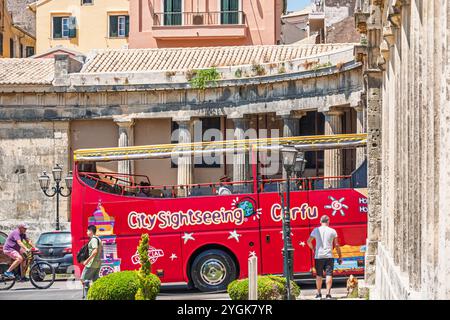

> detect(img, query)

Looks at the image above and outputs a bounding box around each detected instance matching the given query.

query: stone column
[231,117,249,192]
[278,111,306,178]
[355,103,366,168]
[323,109,344,186]
[115,119,135,178]
[175,119,193,197]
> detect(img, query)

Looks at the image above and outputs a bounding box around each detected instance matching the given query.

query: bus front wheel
[191,249,237,292]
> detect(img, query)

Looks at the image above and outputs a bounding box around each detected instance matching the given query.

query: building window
[109,15,129,37]
[163,0,182,26]
[26,46,35,57]
[53,16,77,39]
[299,111,325,176]
[81,0,93,5]
[9,38,14,58]
[0,33,3,56]
[221,0,239,24]
[20,44,23,58]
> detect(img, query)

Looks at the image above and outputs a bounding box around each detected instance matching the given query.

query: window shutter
[230,0,239,11]
[0,33,3,56]
[221,0,229,24]
[109,16,118,37]
[173,0,182,12]
[68,16,77,38]
[53,17,62,38]
[173,0,182,25]
[125,16,130,37]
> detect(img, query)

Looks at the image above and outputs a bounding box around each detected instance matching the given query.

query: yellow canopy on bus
[73,133,367,163]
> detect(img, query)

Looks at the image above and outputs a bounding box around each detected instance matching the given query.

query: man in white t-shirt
[307,215,342,299]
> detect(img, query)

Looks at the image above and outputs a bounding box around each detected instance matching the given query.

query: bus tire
[190,249,237,292]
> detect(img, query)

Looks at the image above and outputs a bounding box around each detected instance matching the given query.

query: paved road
[0,278,348,300]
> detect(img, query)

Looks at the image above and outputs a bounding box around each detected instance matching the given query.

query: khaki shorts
[81,267,100,282]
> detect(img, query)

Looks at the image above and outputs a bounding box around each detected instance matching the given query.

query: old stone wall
[6,0,35,35]
[0,122,70,241]
[359,0,450,299]
[325,0,357,26]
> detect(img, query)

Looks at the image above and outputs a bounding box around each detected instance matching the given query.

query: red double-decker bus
[71,134,368,292]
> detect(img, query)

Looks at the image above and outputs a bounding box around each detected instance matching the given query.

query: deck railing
[78,171,353,199]
[153,11,246,26]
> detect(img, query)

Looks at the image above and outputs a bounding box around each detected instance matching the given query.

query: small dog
[346,275,359,298]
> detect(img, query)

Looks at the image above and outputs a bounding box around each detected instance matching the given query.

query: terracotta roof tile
[80,44,354,73]
[0,58,54,85]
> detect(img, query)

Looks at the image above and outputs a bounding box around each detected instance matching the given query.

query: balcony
[152,11,247,40]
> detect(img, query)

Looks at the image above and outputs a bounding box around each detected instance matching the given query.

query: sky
[287,0,310,12]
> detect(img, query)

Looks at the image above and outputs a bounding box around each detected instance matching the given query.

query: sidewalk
[297,286,363,300]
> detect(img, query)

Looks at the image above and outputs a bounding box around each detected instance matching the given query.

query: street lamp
[280,146,298,300]
[38,165,72,230]
[294,152,307,177]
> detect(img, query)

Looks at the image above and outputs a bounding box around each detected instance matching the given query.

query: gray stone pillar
[364,71,382,287]
[176,119,193,197]
[278,111,306,178]
[231,117,248,192]
[115,119,135,178]
[355,104,366,168]
[323,109,344,186]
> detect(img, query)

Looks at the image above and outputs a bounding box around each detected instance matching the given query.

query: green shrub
[227,275,300,300]
[87,271,140,300]
[135,273,161,300]
[135,233,161,300]
[189,67,220,89]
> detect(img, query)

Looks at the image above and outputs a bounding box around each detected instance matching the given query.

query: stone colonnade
[113,106,365,192]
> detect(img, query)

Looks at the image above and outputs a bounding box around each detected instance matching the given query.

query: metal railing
[153,11,246,27]
[78,171,353,199]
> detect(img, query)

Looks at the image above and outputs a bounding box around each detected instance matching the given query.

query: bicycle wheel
[29,262,55,289]
[0,274,16,290]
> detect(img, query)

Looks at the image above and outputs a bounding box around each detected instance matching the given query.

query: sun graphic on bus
[231,197,262,221]
[324,196,348,216]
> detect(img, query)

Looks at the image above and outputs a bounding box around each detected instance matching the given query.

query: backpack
[76,237,101,263]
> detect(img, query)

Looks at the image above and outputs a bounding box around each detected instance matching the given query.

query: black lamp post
[38,164,73,230]
[280,146,298,300]
[279,148,307,300]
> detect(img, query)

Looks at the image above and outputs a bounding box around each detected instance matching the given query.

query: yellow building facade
[0,0,36,58]
[30,0,129,54]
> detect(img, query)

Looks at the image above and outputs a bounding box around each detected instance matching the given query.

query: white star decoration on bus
[182,232,195,244]
[249,251,256,258]
[169,253,178,261]
[228,230,242,242]
[324,196,348,216]
[299,241,306,247]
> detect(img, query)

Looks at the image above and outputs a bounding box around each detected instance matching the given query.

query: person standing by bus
[307,215,342,299]
[80,225,102,298]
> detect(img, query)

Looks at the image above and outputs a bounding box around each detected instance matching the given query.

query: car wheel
[190,249,237,292]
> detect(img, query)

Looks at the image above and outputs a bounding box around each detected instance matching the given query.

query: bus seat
[312,180,324,190]
[80,176,97,188]
[340,178,351,188]
[190,186,214,197]
[263,183,278,192]
[351,158,367,188]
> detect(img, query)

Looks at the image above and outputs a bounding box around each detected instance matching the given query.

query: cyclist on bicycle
[3,223,35,281]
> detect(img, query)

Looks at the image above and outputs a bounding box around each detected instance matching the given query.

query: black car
[35,231,73,274]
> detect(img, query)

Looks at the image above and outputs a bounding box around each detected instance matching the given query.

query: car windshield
[37,233,71,245]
